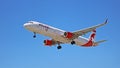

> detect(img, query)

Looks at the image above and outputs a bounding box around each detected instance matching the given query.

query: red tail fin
[89,30,96,41]
[82,30,96,47]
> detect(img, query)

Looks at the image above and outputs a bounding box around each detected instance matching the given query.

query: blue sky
[0,0,120,68]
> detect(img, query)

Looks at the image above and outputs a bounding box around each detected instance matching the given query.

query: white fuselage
[24,21,90,46]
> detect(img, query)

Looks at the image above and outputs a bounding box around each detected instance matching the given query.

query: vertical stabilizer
[89,30,96,41]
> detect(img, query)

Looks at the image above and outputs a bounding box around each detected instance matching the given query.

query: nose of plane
[23,23,28,28]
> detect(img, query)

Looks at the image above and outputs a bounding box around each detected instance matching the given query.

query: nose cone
[23,23,28,28]
[23,23,34,31]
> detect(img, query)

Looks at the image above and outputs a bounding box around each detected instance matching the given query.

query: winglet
[104,19,108,24]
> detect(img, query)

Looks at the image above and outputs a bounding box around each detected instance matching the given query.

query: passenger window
[29,21,33,24]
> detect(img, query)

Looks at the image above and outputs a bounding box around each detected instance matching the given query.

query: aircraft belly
[32,27,89,44]
[34,27,69,43]
[74,36,89,46]
[46,32,70,43]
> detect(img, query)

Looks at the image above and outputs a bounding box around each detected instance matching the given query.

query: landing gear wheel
[33,35,36,38]
[71,41,75,45]
[57,46,62,49]
[33,32,36,38]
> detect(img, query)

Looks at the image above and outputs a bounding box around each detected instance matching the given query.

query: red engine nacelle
[44,40,53,46]
[64,32,74,39]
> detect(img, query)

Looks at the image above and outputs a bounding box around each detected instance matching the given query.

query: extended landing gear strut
[57,41,62,49]
[71,41,76,45]
[33,32,36,38]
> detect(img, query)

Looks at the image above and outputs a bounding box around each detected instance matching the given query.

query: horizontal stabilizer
[94,40,107,45]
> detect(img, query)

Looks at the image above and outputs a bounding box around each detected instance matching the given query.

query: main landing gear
[33,32,36,38]
[57,41,62,50]
[57,45,62,49]
[71,41,75,45]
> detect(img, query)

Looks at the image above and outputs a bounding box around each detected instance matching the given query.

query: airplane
[23,19,108,49]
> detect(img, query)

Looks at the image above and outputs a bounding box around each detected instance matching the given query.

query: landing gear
[71,41,75,45]
[57,41,62,49]
[33,32,36,38]
[57,45,62,49]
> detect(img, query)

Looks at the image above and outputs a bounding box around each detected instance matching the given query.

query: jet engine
[64,32,74,39]
[44,40,55,46]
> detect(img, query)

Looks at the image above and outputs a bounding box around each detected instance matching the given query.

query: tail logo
[82,30,96,47]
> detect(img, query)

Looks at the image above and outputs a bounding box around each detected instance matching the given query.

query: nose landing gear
[33,32,36,38]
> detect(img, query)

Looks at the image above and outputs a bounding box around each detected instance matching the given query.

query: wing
[72,19,108,39]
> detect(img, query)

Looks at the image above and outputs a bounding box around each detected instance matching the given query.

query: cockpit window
[29,21,33,24]
[39,24,41,26]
